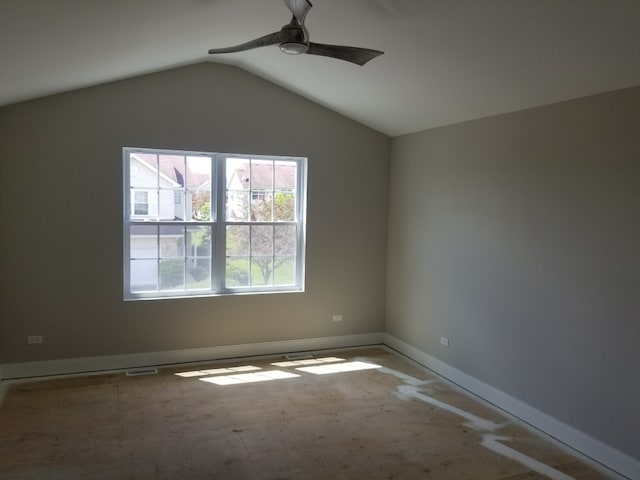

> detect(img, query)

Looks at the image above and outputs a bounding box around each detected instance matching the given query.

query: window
[131,190,158,217]
[123,148,306,300]
[133,191,149,215]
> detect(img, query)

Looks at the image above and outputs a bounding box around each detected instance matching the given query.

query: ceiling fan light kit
[208,0,383,66]
[280,42,309,55]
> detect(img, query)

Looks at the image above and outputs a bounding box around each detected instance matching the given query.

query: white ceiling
[2,0,640,136]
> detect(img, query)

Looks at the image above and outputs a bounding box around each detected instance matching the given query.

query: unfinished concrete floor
[0,348,617,479]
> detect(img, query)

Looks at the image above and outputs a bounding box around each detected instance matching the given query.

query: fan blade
[306,43,384,66]
[208,31,282,54]
[284,0,312,24]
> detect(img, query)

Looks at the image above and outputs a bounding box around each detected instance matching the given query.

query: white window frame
[123,147,307,300]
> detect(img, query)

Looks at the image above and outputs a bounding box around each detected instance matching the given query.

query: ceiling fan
[208,0,384,66]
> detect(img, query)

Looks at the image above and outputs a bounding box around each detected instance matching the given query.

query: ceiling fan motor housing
[279,22,309,55]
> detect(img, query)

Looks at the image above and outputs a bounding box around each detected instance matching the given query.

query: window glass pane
[274,161,296,190]
[160,226,185,258]
[159,259,185,290]
[251,159,273,190]
[274,225,296,255]
[251,225,273,255]
[187,261,211,289]
[226,158,250,190]
[226,257,249,287]
[187,156,212,221]
[187,226,211,257]
[157,189,175,220]
[274,257,296,286]
[192,190,212,222]
[251,192,273,221]
[152,155,182,222]
[273,192,295,221]
[186,156,210,187]
[251,258,273,286]
[226,157,252,221]
[130,259,158,292]
[226,226,249,256]
[130,153,158,188]
[187,226,212,289]
[130,225,158,259]
[226,191,249,221]
[159,155,185,187]
[173,191,185,220]
[226,225,249,287]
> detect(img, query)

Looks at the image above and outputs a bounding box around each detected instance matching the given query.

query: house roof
[2,1,640,136]
[229,161,296,190]
[132,153,296,190]
[132,153,211,190]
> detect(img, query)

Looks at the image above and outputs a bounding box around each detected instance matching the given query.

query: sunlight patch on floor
[296,361,381,375]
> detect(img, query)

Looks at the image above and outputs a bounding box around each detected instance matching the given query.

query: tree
[192,193,211,221]
[226,192,296,286]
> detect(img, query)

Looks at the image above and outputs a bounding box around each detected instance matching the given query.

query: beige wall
[387,86,640,461]
[3,59,638,470]
[0,63,390,363]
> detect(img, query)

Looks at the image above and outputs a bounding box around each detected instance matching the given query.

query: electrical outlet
[332,314,343,322]
[440,336,449,347]
[27,335,43,345]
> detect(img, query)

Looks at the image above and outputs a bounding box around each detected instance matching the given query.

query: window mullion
[269,221,274,287]
[156,223,160,292]
[213,154,226,292]
[271,163,275,222]
[248,222,253,287]
[183,225,187,289]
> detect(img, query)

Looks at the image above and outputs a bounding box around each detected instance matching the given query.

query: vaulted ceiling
[2,0,640,136]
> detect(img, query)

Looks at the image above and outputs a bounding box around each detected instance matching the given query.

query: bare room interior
[1,1,639,479]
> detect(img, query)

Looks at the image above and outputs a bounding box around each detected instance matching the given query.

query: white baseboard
[1,332,384,380]
[383,334,639,480]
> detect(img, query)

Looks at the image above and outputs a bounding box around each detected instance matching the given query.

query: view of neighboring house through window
[123,148,306,300]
